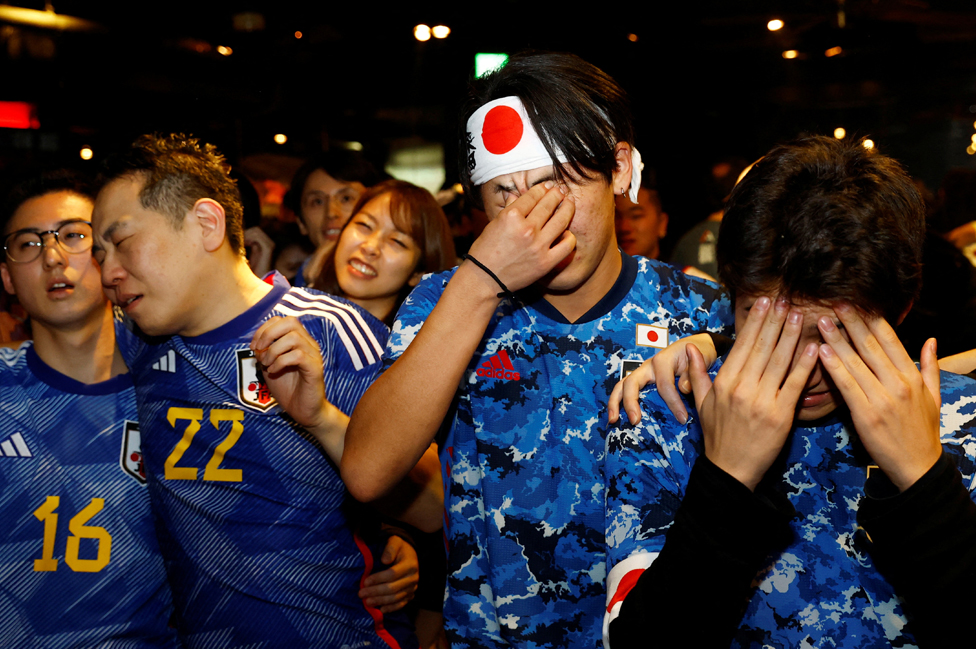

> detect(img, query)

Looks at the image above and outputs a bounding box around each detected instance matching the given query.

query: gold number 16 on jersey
[33,496,111,573]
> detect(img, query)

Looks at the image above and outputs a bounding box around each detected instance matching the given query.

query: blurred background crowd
[2,0,976,356]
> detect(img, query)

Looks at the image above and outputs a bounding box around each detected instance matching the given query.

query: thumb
[382,542,397,565]
[686,345,714,414]
[921,337,941,411]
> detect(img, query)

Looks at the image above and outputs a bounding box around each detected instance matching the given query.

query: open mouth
[118,294,141,311]
[348,259,377,277]
[48,281,73,293]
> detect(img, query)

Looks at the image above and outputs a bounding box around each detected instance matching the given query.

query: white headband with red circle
[466,96,642,203]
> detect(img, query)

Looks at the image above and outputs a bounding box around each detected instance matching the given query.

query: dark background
[3,0,976,237]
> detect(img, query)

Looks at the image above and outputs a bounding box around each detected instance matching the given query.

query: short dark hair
[97,134,246,255]
[314,179,456,326]
[1,169,95,234]
[718,136,925,323]
[285,150,383,225]
[460,52,634,207]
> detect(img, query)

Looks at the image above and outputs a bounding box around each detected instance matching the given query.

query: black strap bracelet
[463,253,515,300]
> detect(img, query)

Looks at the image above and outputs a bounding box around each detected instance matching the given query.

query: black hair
[718,136,925,323]
[314,179,456,327]
[285,150,383,225]
[97,133,246,256]
[459,52,634,207]
[1,169,95,235]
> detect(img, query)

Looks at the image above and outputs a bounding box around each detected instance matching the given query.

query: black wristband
[463,254,515,300]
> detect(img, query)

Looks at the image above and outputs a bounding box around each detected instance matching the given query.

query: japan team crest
[236,349,277,412]
[120,420,146,485]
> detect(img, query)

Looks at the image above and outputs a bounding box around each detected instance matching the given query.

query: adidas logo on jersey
[152,349,176,372]
[0,432,32,458]
[476,350,520,381]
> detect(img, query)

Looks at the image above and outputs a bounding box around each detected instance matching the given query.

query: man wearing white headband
[344,52,733,648]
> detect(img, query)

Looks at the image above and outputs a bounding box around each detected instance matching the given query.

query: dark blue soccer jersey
[605,364,976,647]
[115,274,415,649]
[387,253,733,649]
[0,343,180,648]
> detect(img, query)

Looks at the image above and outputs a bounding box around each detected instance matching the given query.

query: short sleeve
[382,269,454,372]
[307,300,390,416]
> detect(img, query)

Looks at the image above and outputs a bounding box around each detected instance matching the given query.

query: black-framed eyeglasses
[3,221,93,263]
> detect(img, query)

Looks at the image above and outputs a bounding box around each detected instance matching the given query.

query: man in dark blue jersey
[90,134,438,649]
[0,170,181,647]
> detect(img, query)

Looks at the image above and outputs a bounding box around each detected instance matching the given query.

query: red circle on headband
[481,106,523,155]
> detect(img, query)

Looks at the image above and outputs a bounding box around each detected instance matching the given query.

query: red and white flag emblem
[120,421,146,485]
[237,349,277,412]
[636,323,668,349]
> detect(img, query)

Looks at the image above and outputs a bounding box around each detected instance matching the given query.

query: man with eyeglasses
[0,170,181,647]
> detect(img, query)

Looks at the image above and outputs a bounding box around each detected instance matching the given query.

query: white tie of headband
[466,96,643,203]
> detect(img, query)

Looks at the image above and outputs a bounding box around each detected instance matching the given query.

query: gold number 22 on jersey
[165,407,244,482]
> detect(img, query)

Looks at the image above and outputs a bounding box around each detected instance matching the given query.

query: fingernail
[819,316,836,332]
[805,342,818,356]
[819,343,834,358]
[545,180,555,190]
[835,302,852,315]
[755,296,771,311]
[558,184,568,195]
[776,296,789,310]
[788,310,801,324]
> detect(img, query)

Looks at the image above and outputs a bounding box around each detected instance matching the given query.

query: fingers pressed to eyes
[539,189,575,242]
[722,296,771,375]
[817,313,878,391]
[740,297,790,381]
[757,308,804,393]
[524,183,566,228]
[779,342,819,400]
[834,303,916,375]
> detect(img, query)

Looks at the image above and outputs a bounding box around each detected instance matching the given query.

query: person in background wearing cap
[342,52,734,648]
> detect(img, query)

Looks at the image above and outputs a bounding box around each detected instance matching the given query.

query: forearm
[611,457,794,647]
[343,263,501,501]
[938,348,976,376]
[859,453,976,647]
[304,400,350,465]
[372,444,444,533]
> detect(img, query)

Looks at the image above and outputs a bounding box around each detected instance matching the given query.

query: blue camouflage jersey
[605,362,976,648]
[115,273,416,649]
[387,253,733,648]
[0,342,180,648]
